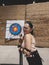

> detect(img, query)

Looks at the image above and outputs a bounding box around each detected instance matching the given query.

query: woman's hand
[23,49,30,56]
[19,38,23,44]
[23,49,32,57]
[19,34,24,44]
[18,47,23,52]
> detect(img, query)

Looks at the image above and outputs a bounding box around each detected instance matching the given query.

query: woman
[18,21,42,65]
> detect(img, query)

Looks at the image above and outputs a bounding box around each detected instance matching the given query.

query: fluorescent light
[33,1,35,4]
[2,3,5,6]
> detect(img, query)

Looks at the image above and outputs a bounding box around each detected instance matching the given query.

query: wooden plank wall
[26,2,49,47]
[0,5,25,45]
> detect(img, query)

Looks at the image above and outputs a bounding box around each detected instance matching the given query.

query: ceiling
[0,0,33,5]
[0,0,49,6]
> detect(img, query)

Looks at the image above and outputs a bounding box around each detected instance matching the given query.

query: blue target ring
[9,23,21,35]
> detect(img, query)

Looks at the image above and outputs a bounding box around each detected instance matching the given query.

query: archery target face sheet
[5,20,25,39]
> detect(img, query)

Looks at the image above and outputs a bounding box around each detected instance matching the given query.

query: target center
[13,27,18,32]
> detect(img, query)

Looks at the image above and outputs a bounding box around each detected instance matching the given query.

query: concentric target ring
[9,23,21,35]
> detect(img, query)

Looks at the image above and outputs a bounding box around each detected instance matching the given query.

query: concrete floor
[0,46,49,65]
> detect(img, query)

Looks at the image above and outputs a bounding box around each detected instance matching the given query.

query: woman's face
[23,23,31,34]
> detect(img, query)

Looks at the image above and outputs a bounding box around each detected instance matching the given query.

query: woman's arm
[23,34,32,56]
[18,36,25,52]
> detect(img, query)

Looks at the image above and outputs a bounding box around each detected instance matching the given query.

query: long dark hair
[25,21,34,35]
